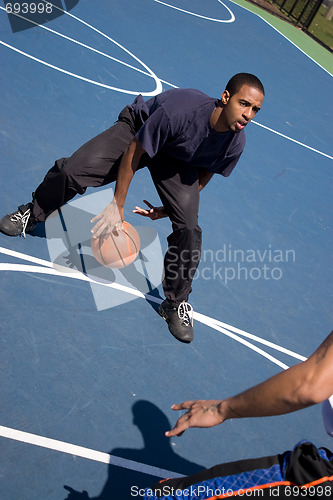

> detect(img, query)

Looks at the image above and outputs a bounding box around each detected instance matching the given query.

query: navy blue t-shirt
[129,88,245,177]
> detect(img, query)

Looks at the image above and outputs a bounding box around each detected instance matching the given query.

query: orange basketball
[91,221,140,269]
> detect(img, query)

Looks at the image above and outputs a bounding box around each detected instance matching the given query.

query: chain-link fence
[270,0,333,51]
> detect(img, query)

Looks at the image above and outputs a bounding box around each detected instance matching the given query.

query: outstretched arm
[166,331,333,437]
[91,138,145,237]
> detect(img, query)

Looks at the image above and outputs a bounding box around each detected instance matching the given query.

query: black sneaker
[158,299,194,343]
[0,204,37,238]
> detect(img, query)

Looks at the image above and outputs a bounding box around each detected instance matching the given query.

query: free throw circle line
[153,0,235,23]
[0,4,162,96]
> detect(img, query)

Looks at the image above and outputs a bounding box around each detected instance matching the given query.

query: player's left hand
[165,400,225,437]
[133,200,168,220]
[91,199,124,238]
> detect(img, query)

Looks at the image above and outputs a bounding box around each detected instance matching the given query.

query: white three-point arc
[0,0,163,96]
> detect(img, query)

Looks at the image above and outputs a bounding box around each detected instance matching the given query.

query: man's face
[219,84,264,133]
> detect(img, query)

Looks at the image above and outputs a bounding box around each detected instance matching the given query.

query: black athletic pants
[31,106,202,305]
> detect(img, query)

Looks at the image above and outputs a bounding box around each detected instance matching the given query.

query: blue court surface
[0,1,332,498]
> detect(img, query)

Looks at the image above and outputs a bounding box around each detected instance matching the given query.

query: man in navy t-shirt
[130,88,245,177]
[0,73,265,343]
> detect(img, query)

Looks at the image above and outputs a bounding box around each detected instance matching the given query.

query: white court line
[194,311,306,362]
[0,246,307,473]
[195,315,290,369]
[41,0,159,94]
[0,2,320,479]
[152,1,332,159]
[0,262,147,299]
[0,425,183,479]
[0,246,306,368]
[0,260,304,369]
[0,5,331,158]
[227,0,333,78]
[161,84,333,159]
[0,6,154,78]
[0,5,162,96]
[153,0,235,23]
[0,5,174,91]
[252,121,333,160]
[1,40,149,93]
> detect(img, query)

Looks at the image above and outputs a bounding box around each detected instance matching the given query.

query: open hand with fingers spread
[165,331,333,438]
[133,200,168,220]
[91,199,124,238]
[165,400,225,437]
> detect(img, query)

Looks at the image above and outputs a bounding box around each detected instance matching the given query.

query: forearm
[219,363,310,421]
[167,332,333,437]
[199,169,214,191]
[220,333,333,421]
[114,138,145,209]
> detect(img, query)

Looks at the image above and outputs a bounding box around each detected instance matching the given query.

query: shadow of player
[63,400,204,500]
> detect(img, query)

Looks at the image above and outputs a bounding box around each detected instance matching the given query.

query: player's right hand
[165,399,225,437]
[91,199,124,238]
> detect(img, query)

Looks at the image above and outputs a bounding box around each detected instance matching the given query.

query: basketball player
[0,73,265,343]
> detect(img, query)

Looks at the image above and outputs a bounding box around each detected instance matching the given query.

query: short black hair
[226,73,265,96]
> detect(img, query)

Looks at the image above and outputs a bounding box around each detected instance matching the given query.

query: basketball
[91,221,140,269]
